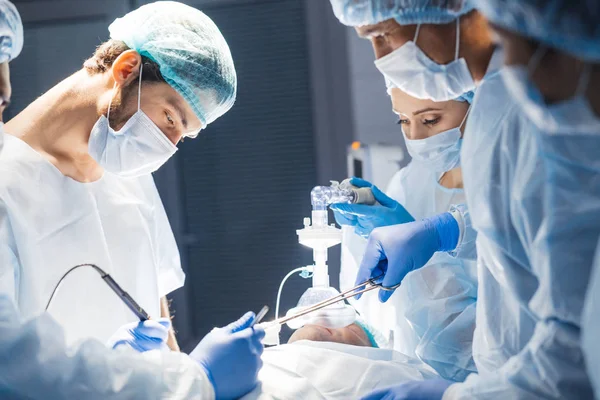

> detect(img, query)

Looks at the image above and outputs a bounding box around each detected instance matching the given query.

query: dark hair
[83,39,165,83]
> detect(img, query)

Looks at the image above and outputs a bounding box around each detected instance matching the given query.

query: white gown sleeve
[0,199,18,302]
[0,295,214,400]
[142,175,185,297]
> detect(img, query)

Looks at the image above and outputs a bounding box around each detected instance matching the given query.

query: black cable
[45,263,150,321]
[45,263,105,311]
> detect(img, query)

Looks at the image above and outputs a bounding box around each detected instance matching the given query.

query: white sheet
[242,340,438,399]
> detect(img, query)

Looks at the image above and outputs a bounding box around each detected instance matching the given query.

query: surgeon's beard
[105,82,138,130]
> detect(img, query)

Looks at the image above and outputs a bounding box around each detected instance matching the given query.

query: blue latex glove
[190,312,265,400]
[107,318,171,353]
[356,212,459,303]
[361,379,453,400]
[331,177,414,238]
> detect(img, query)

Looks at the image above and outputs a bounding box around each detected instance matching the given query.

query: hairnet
[474,0,600,62]
[329,0,475,27]
[0,0,23,63]
[355,318,390,348]
[109,1,236,127]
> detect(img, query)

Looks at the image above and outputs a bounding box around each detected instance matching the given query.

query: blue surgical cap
[330,0,475,27]
[456,90,475,104]
[475,0,600,62]
[109,1,237,127]
[0,0,23,63]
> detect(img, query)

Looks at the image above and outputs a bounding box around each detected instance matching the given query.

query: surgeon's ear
[111,50,142,88]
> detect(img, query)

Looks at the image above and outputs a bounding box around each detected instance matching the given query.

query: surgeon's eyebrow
[413,107,442,116]
[168,97,188,130]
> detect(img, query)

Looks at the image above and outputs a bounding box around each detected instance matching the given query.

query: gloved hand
[190,312,265,400]
[107,318,171,353]
[361,378,453,400]
[331,177,414,238]
[356,212,459,303]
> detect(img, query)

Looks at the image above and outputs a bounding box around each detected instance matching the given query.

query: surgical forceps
[272,275,401,326]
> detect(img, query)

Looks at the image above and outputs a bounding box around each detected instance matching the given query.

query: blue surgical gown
[0,295,214,399]
[583,240,600,398]
[443,48,597,398]
[341,161,478,382]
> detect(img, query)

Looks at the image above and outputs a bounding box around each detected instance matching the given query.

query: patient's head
[288,322,374,347]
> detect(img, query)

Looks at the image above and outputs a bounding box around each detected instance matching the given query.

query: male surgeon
[0,2,264,399]
[0,1,234,350]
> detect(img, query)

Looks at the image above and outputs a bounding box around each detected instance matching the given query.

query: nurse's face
[390,88,469,140]
[492,24,599,105]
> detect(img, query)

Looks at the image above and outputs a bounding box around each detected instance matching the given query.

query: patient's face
[288,323,372,347]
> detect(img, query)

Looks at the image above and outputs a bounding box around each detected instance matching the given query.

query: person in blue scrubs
[330,0,600,398]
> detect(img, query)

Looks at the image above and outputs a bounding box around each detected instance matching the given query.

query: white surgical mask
[500,46,600,135]
[403,106,470,173]
[375,18,475,102]
[88,65,178,178]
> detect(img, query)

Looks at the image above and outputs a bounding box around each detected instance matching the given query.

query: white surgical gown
[0,134,184,345]
[0,295,213,400]
[242,340,438,399]
[340,162,478,381]
[443,48,596,399]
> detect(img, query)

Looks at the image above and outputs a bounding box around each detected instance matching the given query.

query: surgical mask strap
[106,64,143,123]
[413,24,421,43]
[414,18,460,60]
[459,104,471,131]
[528,45,590,99]
[137,63,143,111]
[527,45,547,77]
[454,18,460,61]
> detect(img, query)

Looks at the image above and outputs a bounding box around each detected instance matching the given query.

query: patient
[288,322,375,348]
[241,321,437,399]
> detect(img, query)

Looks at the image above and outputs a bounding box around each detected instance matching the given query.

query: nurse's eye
[165,112,175,126]
[423,117,441,126]
[396,118,409,125]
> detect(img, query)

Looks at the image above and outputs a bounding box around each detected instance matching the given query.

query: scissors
[271,275,401,326]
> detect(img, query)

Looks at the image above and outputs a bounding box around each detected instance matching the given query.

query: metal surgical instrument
[272,275,401,327]
[250,305,269,328]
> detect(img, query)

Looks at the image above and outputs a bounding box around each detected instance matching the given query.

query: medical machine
[263,180,376,346]
[262,144,405,344]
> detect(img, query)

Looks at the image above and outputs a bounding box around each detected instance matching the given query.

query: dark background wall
[9,0,405,351]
